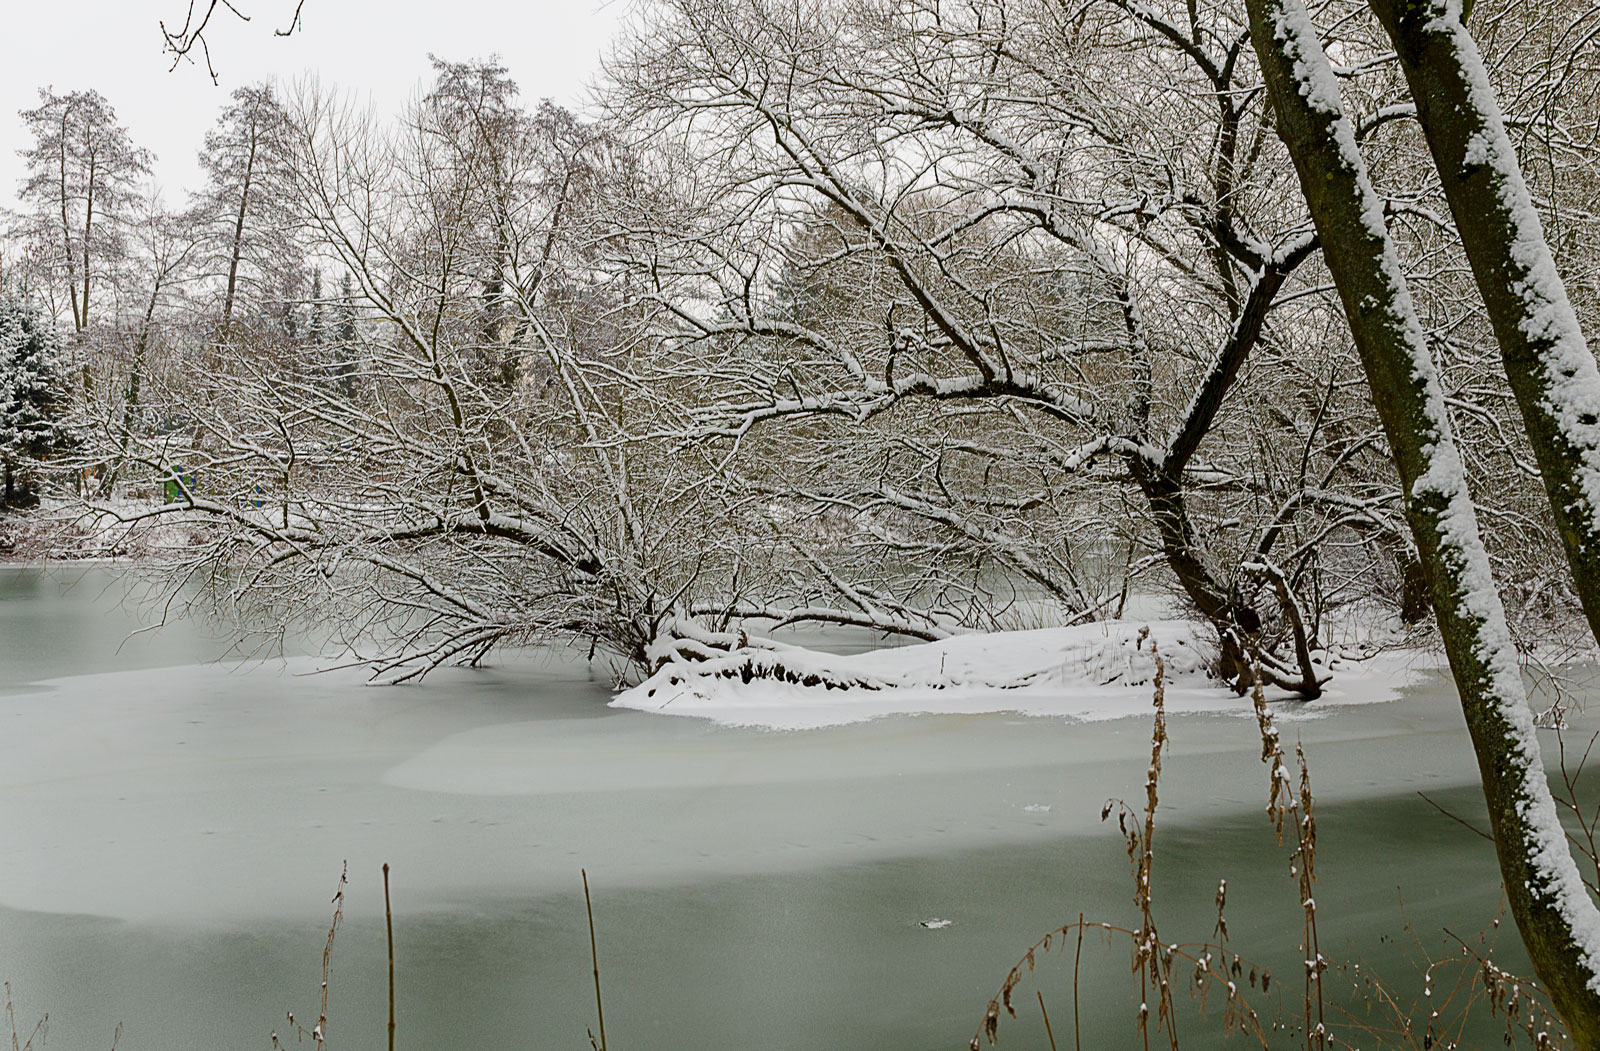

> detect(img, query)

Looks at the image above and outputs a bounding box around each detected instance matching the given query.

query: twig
[160,0,305,82]
[1416,791,1495,843]
[275,0,306,36]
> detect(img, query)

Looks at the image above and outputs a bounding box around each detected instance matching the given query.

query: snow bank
[612,621,1428,729]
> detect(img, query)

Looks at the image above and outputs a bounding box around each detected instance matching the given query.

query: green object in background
[162,467,194,504]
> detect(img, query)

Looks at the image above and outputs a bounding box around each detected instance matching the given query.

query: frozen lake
[0,566,1585,1049]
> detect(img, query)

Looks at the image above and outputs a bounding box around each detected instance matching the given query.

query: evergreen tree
[305,268,326,353]
[330,272,359,399]
[0,295,72,506]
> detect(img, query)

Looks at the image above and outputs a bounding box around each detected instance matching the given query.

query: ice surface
[0,569,1585,1051]
[0,569,1548,936]
[0,635,1448,927]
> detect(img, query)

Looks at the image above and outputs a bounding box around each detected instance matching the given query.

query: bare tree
[86,0,1595,703]
[192,83,298,344]
[601,0,1451,693]
[17,89,152,335]
[419,56,610,387]
[92,191,206,493]
[80,82,785,678]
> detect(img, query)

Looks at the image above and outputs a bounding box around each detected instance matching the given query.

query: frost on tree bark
[1368,0,1600,651]
[1245,0,1600,1042]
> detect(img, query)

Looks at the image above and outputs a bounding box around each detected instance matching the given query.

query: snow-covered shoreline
[613,619,1441,729]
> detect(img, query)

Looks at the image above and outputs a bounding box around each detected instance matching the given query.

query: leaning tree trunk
[219,135,256,346]
[1245,0,1600,1042]
[1369,0,1600,649]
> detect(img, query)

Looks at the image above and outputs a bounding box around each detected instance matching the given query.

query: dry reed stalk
[1251,667,1326,1047]
[584,869,608,1051]
[973,635,1268,1049]
[316,862,346,1051]
[977,648,1583,1050]
[1036,990,1059,1051]
[275,863,347,1051]
[1290,744,1324,1050]
[383,863,395,1051]
[971,920,1272,1046]
[1249,672,1290,838]
[4,983,45,1051]
[1074,913,1083,1051]
[1123,639,1179,1051]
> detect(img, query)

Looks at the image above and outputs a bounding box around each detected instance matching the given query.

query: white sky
[1,0,630,211]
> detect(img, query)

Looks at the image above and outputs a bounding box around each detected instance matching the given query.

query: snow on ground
[612,620,1438,729]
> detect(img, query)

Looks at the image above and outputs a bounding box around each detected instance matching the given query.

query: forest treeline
[0,0,1595,695]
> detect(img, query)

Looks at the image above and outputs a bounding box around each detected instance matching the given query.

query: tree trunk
[1132,464,1273,690]
[107,285,158,495]
[57,110,82,333]
[220,130,257,344]
[81,154,95,331]
[1399,549,1431,624]
[1369,0,1600,650]
[1244,0,1600,1042]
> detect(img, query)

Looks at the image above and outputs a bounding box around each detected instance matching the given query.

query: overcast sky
[1,0,629,211]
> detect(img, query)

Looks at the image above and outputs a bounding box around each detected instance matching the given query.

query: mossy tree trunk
[1369,0,1600,649]
[1244,0,1600,1043]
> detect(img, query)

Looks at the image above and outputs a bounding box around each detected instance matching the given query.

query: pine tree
[0,295,72,506]
[330,272,359,398]
[305,267,326,359]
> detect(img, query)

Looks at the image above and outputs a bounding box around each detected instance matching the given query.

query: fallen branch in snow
[621,620,1220,724]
